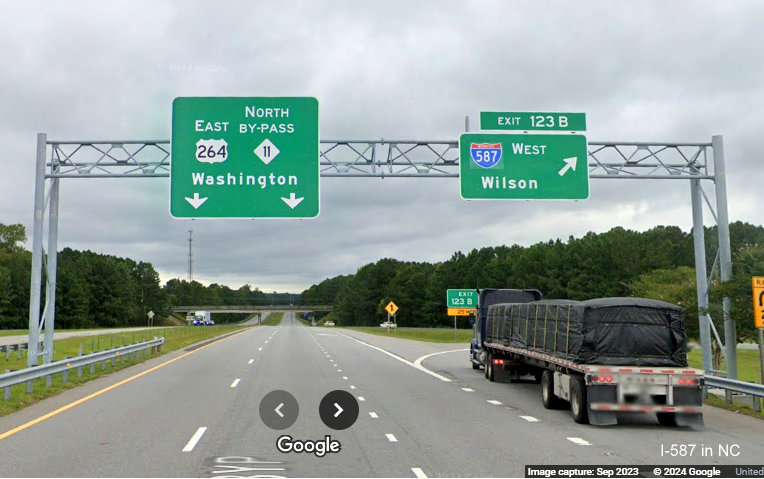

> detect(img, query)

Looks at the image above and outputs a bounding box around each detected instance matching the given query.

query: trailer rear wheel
[570,376,589,424]
[541,370,564,409]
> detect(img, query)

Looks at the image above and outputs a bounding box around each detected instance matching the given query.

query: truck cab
[470,288,542,370]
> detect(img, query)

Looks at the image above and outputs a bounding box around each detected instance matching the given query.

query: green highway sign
[447,289,478,308]
[170,97,319,218]
[480,112,586,131]
[459,133,589,200]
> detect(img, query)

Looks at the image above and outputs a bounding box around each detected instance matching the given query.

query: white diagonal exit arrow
[281,192,304,209]
[333,403,343,418]
[558,157,578,176]
[185,192,208,209]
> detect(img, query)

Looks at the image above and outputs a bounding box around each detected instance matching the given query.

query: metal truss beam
[31,134,734,382]
[46,139,712,180]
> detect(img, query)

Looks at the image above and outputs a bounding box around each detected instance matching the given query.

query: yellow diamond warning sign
[753,276,764,329]
[385,301,399,316]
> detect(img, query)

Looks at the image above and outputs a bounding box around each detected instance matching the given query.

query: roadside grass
[343,326,473,343]
[687,349,762,384]
[260,312,284,326]
[703,394,764,420]
[0,329,93,338]
[0,325,249,417]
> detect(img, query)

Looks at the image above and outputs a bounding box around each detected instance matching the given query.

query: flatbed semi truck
[477,297,703,427]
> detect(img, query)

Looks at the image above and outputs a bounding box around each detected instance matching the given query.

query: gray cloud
[1,0,762,293]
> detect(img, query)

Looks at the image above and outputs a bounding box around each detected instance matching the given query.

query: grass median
[343,326,473,343]
[260,312,284,326]
[0,325,250,417]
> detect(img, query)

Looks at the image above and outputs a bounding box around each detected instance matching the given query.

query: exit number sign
[480,112,586,131]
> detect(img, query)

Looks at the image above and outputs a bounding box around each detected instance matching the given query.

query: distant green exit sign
[480,112,586,131]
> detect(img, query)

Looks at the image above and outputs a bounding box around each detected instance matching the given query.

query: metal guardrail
[704,375,764,412]
[0,337,164,400]
[0,341,43,360]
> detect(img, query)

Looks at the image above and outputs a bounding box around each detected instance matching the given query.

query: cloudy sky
[1,1,762,293]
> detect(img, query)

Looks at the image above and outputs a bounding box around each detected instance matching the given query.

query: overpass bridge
[172,305,333,314]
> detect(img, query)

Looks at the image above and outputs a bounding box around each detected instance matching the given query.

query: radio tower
[187,229,193,282]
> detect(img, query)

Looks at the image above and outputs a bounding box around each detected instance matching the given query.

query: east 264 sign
[459,133,589,200]
[170,97,319,218]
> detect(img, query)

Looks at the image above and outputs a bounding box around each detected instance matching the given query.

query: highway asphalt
[0,313,762,477]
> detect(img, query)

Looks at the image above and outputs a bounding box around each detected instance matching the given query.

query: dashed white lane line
[182,427,207,452]
[342,376,348,380]
[567,437,592,446]
[520,415,539,422]
[265,341,269,344]
[461,387,474,392]
[385,433,398,442]
[230,379,240,388]
[258,347,263,351]
[412,467,428,478]
[350,385,357,390]
[487,400,502,405]
[358,396,365,402]
[337,369,343,372]
[248,359,254,365]
[369,412,378,418]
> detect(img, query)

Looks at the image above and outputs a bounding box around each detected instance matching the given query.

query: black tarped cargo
[486,297,688,367]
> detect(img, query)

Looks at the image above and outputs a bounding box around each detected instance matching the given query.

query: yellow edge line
[0,328,251,442]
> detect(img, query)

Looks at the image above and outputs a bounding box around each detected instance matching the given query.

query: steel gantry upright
[28,133,735,379]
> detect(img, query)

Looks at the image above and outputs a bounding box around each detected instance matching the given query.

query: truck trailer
[479,297,703,427]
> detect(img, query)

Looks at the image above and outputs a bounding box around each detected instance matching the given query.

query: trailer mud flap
[587,385,618,426]
[586,409,617,426]
[674,413,704,428]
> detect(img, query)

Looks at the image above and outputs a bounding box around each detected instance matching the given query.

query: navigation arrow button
[275,402,285,418]
[281,192,304,209]
[558,157,578,176]
[185,192,208,209]
[319,390,359,430]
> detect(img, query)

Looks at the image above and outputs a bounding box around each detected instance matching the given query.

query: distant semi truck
[476,297,703,427]
[193,311,213,326]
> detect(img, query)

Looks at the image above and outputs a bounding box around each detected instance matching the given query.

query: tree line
[300,222,764,342]
[0,223,297,329]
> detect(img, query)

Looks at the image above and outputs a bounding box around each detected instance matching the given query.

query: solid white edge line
[369,412,378,418]
[182,426,207,452]
[385,433,398,442]
[567,437,592,446]
[230,379,240,388]
[335,332,454,382]
[412,467,428,478]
